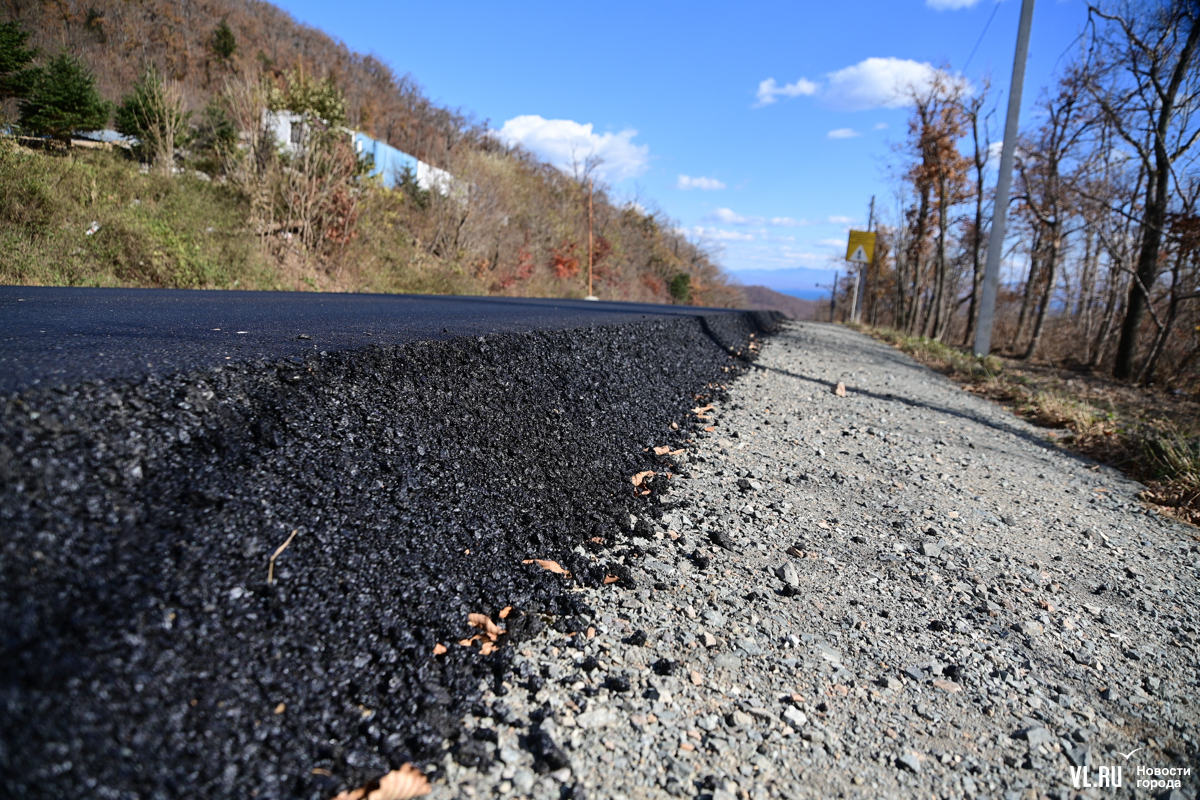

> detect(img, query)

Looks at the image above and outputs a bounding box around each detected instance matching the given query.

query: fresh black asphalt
[0,286,780,799]
[0,286,761,392]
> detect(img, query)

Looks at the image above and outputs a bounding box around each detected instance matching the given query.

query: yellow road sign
[845,230,876,264]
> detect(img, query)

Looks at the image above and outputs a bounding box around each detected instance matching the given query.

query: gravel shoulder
[440,322,1200,800]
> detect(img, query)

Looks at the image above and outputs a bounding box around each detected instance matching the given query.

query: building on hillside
[263,111,460,197]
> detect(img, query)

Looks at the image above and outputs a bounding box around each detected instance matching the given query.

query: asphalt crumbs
[0,295,780,799]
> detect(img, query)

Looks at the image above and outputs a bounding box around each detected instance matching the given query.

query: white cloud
[827,128,861,139]
[873,122,889,130]
[754,58,966,112]
[818,238,848,248]
[689,226,756,242]
[495,115,649,182]
[755,77,819,106]
[708,207,753,225]
[828,215,856,225]
[676,174,726,190]
[927,0,983,8]
[825,57,951,111]
[769,217,803,227]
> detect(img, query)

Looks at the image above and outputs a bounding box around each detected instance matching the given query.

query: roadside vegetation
[835,1,1199,391]
[856,325,1200,526]
[0,8,740,304]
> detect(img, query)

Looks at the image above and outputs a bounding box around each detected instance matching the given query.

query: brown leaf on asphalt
[631,470,655,487]
[603,574,620,584]
[652,446,672,455]
[479,641,497,656]
[468,613,503,641]
[499,606,513,619]
[457,637,477,647]
[834,382,847,397]
[704,426,715,432]
[432,643,447,656]
[330,763,431,800]
[522,559,571,577]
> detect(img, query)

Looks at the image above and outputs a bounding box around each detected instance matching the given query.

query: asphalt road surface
[0,286,758,393]
[0,286,776,799]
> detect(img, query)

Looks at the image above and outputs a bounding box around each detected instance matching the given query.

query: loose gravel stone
[432,322,1199,800]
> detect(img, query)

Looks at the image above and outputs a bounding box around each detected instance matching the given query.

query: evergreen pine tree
[0,20,38,102]
[211,20,237,63]
[19,52,110,142]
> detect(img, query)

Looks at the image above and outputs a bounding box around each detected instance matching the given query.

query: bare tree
[1086,0,1200,379]
[1012,68,1095,359]
[961,78,995,345]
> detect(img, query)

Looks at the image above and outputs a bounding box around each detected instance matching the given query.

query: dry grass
[854,324,1200,527]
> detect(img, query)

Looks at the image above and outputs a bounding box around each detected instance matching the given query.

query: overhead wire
[963,0,1004,74]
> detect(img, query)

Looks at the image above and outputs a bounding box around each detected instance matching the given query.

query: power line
[963,0,1003,74]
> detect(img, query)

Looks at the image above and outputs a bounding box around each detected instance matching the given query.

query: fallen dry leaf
[468,613,503,641]
[631,470,656,487]
[274,702,286,714]
[480,641,497,656]
[652,446,672,455]
[704,426,715,432]
[432,643,447,656]
[331,763,431,800]
[499,606,513,619]
[589,536,606,545]
[522,559,570,577]
[603,574,620,584]
[834,382,846,397]
[457,637,477,647]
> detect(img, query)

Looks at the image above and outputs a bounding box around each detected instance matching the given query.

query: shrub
[115,65,190,172]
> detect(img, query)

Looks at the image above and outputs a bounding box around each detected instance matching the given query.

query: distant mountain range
[739,285,822,320]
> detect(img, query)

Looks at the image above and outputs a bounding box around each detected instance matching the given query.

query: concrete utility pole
[973,0,1035,357]
[585,180,599,301]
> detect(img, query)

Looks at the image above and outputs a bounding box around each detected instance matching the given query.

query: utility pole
[973,0,1035,357]
[585,179,599,301]
[830,270,839,323]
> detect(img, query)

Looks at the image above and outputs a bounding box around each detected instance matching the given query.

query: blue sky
[274,0,1092,298]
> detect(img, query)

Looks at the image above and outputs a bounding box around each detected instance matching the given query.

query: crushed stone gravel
[433,322,1200,800]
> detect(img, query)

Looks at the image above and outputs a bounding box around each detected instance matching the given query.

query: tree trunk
[1023,226,1060,360]
[1012,238,1041,351]
[1111,12,1200,379]
[1113,169,1167,378]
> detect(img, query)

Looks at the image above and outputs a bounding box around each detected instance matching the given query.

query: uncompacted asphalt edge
[0,304,782,799]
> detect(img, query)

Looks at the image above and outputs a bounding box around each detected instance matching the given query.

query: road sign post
[844,230,875,324]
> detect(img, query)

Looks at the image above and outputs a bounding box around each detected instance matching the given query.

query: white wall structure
[263,111,464,201]
[262,110,306,154]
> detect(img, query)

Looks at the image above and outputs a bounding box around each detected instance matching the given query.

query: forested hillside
[0,0,741,305]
